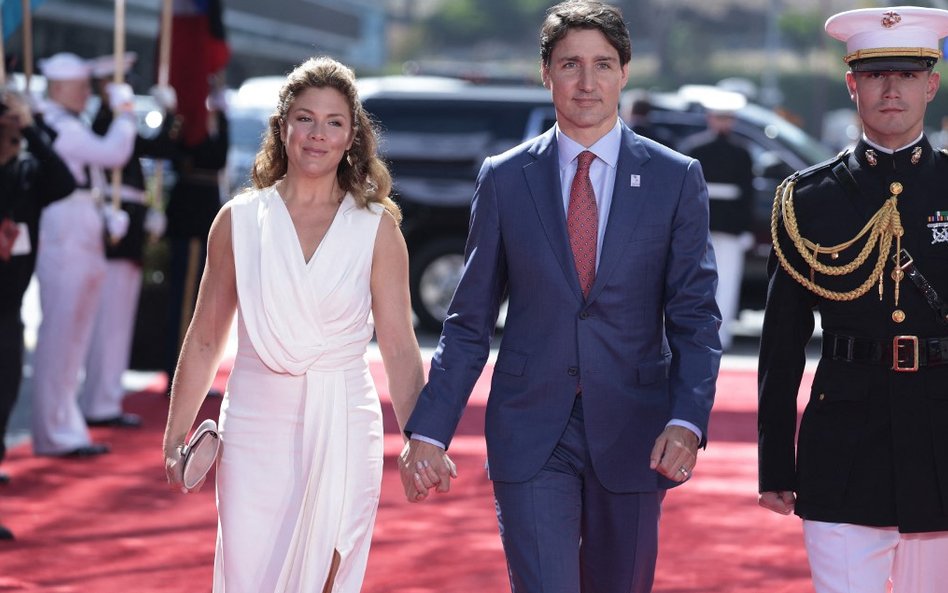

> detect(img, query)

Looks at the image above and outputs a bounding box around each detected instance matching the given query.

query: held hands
[649,425,699,483]
[398,440,458,502]
[759,491,796,515]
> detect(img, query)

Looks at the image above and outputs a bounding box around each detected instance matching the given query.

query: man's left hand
[649,425,699,482]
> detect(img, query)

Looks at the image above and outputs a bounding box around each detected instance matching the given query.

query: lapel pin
[630,174,641,187]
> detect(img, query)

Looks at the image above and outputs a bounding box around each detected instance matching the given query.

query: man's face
[50,78,92,114]
[541,27,629,146]
[846,68,939,149]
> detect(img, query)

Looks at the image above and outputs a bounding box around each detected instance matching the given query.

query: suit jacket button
[579,312,589,320]
[568,367,578,376]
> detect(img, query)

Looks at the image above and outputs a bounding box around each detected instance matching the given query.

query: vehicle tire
[410,238,466,333]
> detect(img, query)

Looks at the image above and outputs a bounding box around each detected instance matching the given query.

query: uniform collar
[853,134,932,170]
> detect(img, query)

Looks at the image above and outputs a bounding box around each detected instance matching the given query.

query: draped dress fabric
[215,187,385,592]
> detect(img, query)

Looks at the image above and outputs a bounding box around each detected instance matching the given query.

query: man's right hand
[759,490,796,515]
[398,439,458,502]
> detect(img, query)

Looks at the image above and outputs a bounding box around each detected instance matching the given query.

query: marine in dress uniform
[78,54,179,427]
[30,53,137,457]
[678,90,754,350]
[758,7,948,593]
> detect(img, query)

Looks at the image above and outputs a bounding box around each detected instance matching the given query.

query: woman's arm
[370,212,425,435]
[162,203,238,488]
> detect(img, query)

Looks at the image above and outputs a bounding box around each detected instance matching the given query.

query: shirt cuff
[666,419,702,442]
[410,434,446,450]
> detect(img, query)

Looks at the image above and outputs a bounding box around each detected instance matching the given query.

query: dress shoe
[58,443,111,458]
[0,524,13,541]
[85,413,142,428]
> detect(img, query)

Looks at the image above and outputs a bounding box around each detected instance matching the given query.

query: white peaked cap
[38,53,92,81]
[826,6,948,69]
[90,52,138,79]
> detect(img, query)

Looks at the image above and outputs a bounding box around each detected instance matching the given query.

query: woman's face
[281,86,354,180]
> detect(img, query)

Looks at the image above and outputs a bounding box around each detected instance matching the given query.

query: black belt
[822,331,948,372]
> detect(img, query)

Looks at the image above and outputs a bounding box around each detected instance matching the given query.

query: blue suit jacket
[406,123,722,492]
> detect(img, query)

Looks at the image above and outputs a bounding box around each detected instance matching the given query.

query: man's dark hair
[540,1,632,67]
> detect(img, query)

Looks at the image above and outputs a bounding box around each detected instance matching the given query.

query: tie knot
[576,151,596,173]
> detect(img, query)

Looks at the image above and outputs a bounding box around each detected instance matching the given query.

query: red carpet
[0,363,815,592]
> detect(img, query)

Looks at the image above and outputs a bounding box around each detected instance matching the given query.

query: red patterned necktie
[567,151,598,297]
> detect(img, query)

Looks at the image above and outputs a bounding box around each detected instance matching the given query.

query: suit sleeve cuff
[667,419,702,442]
[410,434,446,450]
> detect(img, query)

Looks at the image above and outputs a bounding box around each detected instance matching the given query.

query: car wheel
[410,238,466,332]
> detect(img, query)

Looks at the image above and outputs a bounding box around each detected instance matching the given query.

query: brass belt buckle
[892,335,919,372]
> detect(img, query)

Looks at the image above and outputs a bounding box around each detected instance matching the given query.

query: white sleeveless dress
[214,187,385,592]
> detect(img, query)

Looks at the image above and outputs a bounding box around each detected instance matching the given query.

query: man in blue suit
[399,2,721,591]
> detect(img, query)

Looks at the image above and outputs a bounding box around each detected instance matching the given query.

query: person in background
[162,56,432,592]
[399,2,721,592]
[163,77,229,396]
[0,89,76,540]
[759,7,948,593]
[30,53,136,458]
[625,92,677,148]
[77,53,179,428]
[678,91,755,350]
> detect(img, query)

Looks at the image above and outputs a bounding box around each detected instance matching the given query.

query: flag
[2,0,48,39]
[168,0,230,146]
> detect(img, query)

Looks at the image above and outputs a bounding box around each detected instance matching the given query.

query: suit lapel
[523,129,585,300]
[586,126,651,303]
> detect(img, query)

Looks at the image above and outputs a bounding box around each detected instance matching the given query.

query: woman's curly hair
[250,56,399,223]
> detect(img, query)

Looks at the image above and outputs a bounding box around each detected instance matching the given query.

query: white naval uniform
[30,101,136,455]
[78,183,145,421]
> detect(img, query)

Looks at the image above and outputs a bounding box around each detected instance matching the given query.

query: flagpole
[0,9,7,87]
[22,0,33,92]
[110,0,126,212]
[150,0,174,212]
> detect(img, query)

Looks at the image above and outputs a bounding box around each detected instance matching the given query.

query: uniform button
[580,312,589,320]
[568,367,578,376]
[818,393,825,401]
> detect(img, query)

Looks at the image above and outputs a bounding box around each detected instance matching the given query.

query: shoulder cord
[770,177,903,301]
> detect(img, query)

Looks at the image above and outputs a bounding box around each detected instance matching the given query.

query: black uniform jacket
[679,131,754,235]
[758,137,948,533]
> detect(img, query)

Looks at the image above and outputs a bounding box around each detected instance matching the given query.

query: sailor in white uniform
[30,53,136,457]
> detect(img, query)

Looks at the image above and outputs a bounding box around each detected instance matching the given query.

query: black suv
[360,77,555,330]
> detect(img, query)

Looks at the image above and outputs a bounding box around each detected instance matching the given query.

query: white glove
[149,84,177,112]
[206,87,228,113]
[106,82,135,113]
[144,207,167,238]
[105,207,130,242]
[738,231,756,252]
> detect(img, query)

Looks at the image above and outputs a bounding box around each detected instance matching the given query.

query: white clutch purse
[181,418,221,490]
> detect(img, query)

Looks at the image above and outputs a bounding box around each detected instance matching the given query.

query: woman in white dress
[161,56,449,592]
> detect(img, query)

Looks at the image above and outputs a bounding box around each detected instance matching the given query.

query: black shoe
[0,472,9,485]
[58,443,111,458]
[85,413,142,428]
[207,388,223,398]
[0,524,13,541]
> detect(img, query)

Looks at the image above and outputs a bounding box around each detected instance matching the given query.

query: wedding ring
[678,466,690,478]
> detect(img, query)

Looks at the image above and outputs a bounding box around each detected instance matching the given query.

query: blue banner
[2,0,48,39]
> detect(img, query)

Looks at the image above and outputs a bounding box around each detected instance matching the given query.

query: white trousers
[31,196,107,454]
[710,231,745,350]
[804,520,948,593]
[78,259,142,420]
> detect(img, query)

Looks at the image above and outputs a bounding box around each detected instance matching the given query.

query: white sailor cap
[678,85,747,115]
[826,6,948,72]
[38,52,92,81]
[89,52,138,79]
